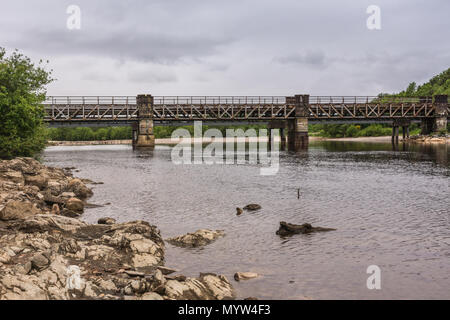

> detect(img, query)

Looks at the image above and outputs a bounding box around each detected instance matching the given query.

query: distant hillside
[381,68,450,97]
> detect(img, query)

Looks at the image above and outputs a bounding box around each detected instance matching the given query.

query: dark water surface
[43,141,449,300]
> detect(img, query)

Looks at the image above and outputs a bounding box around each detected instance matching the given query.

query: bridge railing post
[135,94,155,149]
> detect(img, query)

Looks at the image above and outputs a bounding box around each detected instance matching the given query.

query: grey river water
[43,141,449,300]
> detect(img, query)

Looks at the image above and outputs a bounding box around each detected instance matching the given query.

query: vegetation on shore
[0,48,53,159]
[46,124,267,141]
[311,68,449,138]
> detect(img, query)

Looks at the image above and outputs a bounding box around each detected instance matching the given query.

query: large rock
[276,222,336,236]
[24,174,49,190]
[67,179,93,200]
[164,273,234,300]
[65,198,84,213]
[0,171,24,185]
[167,229,225,248]
[0,200,42,221]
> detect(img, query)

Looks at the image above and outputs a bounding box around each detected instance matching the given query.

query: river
[43,141,449,300]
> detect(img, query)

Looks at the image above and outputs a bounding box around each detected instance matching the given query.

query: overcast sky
[1,0,449,96]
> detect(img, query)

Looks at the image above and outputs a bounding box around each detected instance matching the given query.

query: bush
[0,48,53,159]
[356,124,392,137]
[345,125,359,137]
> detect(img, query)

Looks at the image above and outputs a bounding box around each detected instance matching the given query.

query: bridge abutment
[435,95,448,132]
[287,95,309,151]
[135,94,155,149]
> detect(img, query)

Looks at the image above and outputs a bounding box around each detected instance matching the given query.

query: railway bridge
[43,94,449,150]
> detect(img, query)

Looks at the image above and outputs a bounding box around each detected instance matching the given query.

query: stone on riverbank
[0,158,235,300]
[98,217,117,225]
[65,198,84,213]
[167,229,225,248]
[276,222,336,236]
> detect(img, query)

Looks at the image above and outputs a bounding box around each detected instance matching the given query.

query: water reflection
[43,141,450,299]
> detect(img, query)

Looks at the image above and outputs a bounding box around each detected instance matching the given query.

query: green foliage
[312,68,450,138]
[0,48,53,159]
[48,124,267,141]
[47,126,132,141]
[310,124,392,138]
[384,68,450,98]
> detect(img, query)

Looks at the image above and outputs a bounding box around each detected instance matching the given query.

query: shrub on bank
[0,48,53,159]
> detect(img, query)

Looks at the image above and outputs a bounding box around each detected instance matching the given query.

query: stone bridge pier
[421,95,448,135]
[287,95,309,151]
[435,95,448,132]
[133,94,155,149]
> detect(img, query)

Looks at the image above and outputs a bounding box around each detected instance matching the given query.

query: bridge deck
[43,96,448,124]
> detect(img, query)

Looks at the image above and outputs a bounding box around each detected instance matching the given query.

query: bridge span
[43,94,449,150]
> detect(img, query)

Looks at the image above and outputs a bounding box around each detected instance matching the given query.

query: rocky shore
[0,158,234,300]
[405,134,450,144]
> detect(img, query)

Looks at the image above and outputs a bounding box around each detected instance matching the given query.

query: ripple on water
[43,141,450,299]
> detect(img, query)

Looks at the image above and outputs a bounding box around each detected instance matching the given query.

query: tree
[0,48,53,159]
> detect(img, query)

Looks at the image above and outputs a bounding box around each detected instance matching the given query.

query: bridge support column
[392,126,399,144]
[280,128,287,150]
[287,95,309,151]
[268,120,288,150]
[135,94,155,149]
[393,119,411,143]
[435,95,448,133]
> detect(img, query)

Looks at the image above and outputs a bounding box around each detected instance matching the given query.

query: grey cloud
[0,0,449,95]
[275,51,327,68]
[127,69,177,83]
[8,28,234,64]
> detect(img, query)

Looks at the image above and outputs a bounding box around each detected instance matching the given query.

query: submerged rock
[243,204,262,211]
[234,272,259,282]
[276,222,336,237]
[167,229,225,248]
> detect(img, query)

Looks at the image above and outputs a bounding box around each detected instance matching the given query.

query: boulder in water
[167,229,225,248]
[243,204,262,211]
[276,222,336,236]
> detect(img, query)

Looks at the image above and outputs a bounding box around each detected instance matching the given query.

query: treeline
[309,123,421,138]
[313,68,450,138]
[46,124,267,141]
[380,68,450,98]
